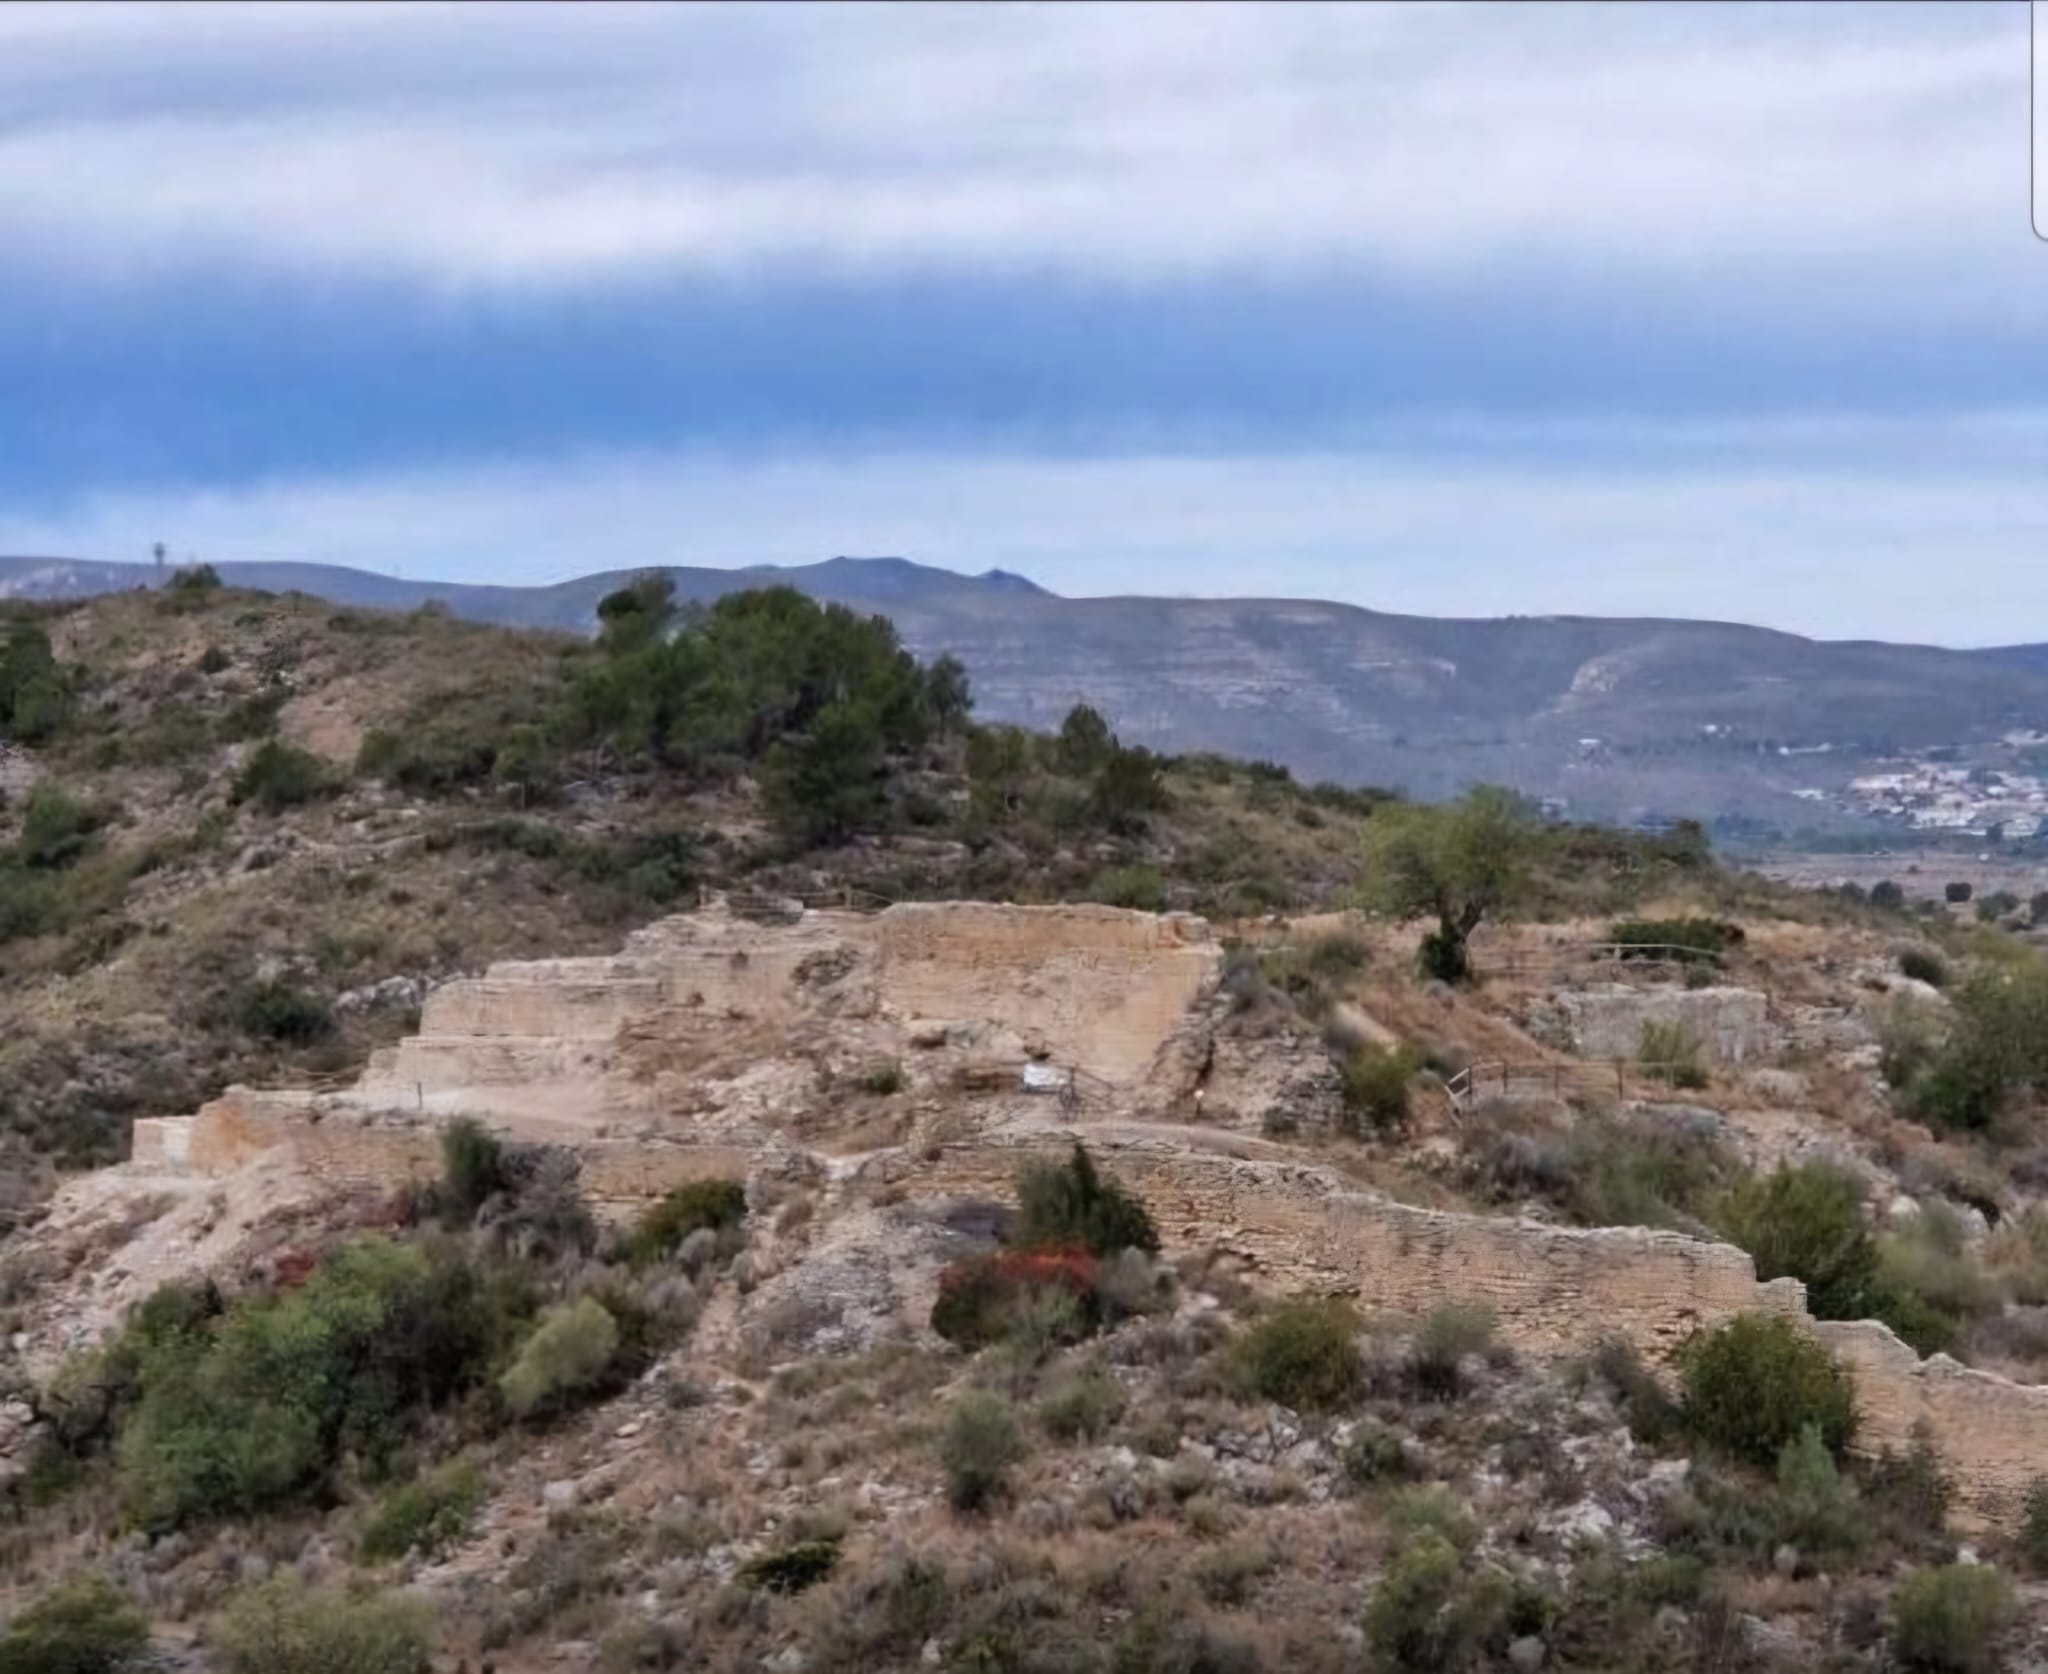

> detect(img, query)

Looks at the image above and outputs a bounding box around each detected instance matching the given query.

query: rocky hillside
[9,555,2048,831]
[0,575,1408,1188]
[11,577,2048,1674]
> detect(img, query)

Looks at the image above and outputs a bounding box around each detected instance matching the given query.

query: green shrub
[1037,1370,1127,1441]
[0,622,74,744]
[1900,948,1949,988]
[1090,864,1168,911]
[1232,1297,1360,1411]
[1307,931,1371,977]
[1338,1044,1423,1136]
[358,1461,485,1563]
[858,1060,904,1095]
[216,688,286,743]
[1944,881,1973,905]
[1680,1313,1855,1467]
[739,1538,841,1595]
[1714,1162,1878,1321]
[114,1239,506,1531]
[231,739,330,810]
[1341,1421,1409,1487]
[1871,880,1907,910]
[1771,1423,1867,1559]
[166,564,222,595]
[500,1297,619,1420]
[1362,1531,1513,1674]
[1466,1111,1740,1234]
[212,1576,433,1674]
[1891,1563,2015,1674]
[940,1392,1027,1512]
[1873,1203,1995,1356]
[16,785,97,869]
[622,1178,747,1268]
[1015,1143,1158,1257]
[1881,1001,1943,1093]
[0,1574,150,1674]
[235,980,334,1044]
[1609,917,1737,962]
[1636,1018,1707,1089]
[1902,963,2048,1133]
[1109,1610,1258,1674]
[1407,1302,1497,1400]
[440,1119,507,1223]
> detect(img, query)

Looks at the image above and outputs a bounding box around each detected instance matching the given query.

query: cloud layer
[0,2,2030,300]
[3,2,2045,645]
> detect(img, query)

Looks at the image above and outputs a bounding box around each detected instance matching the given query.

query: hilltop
[9,554,2048,836]
[8,577,2048,1673]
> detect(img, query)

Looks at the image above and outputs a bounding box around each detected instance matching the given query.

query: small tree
[759,701,889,845]
[927,653,973,735]
[1056,703,1113,775]
[1944,881,1973,905]
[1356,787,1537,983]
[1014,1144,1158,1257]
[1871,880,1906,910]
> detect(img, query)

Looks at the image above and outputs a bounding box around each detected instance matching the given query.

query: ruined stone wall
[416,959,665,1041]
[883,1129,2048,1528]
[874,903,1219,1083]
[168,1093,752,1211]
[1557,985,1771,1063]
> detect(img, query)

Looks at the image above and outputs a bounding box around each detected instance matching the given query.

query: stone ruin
[51,898,2048,1528]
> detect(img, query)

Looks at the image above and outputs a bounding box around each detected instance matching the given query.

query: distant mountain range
[7,552,2048,834]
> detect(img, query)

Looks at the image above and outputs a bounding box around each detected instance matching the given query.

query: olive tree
[1355,786,1537,982]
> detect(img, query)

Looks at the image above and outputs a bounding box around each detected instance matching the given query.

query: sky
[1,0,2045,644]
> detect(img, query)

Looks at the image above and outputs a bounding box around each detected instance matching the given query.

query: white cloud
[0,1,2030,299]
[8,422,2046,646]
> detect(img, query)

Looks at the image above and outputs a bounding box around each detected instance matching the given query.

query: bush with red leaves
[931,1247,1099,1349]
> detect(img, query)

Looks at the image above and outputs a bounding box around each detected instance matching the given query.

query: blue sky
[1,0,2044,643]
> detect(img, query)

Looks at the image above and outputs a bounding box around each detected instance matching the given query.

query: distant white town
[1838,734,2048,838]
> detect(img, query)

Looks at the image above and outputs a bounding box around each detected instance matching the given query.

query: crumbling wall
[881,1127,2048,1528]
[159,1093,753,1212]
[1556,985,1771,1063]
[874,903,1219,1083]
[416,958,664,1040]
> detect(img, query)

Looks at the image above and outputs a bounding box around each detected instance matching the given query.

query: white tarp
[1021,1062,1073,1093]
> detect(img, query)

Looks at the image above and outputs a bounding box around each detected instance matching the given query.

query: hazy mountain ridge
[7,553,2047,826]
